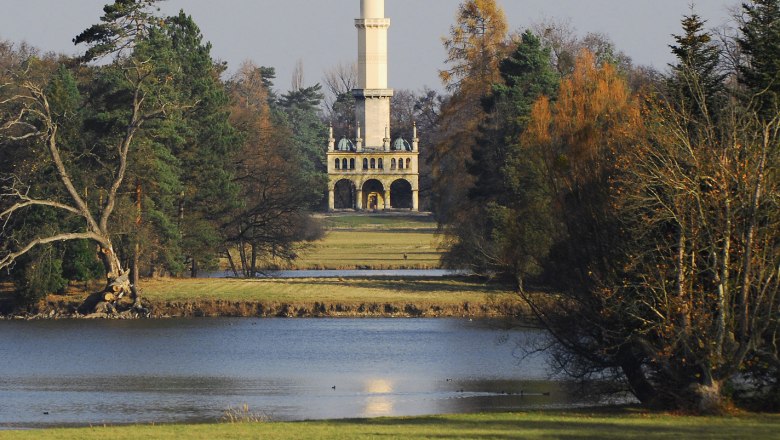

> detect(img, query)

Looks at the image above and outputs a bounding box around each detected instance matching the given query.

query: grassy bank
[13,276,524,318]
[141,276,506,303]
[287,213,443,269]
[143,276,522,318]
[2,410,778,439]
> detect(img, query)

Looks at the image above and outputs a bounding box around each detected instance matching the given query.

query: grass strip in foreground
[2,411,778,439]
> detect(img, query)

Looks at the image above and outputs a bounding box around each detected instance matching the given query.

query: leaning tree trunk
[78,242,137,315]
[688,378,730,415]
[98,244,131,300]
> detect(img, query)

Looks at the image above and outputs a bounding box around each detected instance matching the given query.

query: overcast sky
[2,1,738,93]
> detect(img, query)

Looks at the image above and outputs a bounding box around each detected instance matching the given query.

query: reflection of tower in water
[362,378,394,417]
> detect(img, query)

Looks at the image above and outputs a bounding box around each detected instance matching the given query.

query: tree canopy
[0,0,323,310]
[434,2,780,412]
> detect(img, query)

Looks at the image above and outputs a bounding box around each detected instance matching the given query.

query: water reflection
[364,378,393,394]
[362,379,394,417]
[363,396,394,417]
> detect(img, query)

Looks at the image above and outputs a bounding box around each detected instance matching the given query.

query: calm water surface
[0,318,562,428]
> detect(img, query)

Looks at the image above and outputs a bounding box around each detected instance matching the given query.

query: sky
[1,0,739,93]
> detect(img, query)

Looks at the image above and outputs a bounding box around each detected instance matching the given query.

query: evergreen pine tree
[667,12,724,125]
[738,0,780,115]
[443,31,559,275]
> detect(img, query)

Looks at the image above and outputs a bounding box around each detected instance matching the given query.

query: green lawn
[223,213,444,270]
[140,276,515,306]
[26,273,521,318]
[293,230,443,269]
[3,411,778,439]
[288,213,443,269]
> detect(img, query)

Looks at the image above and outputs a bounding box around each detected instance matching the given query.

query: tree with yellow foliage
[432,0,508,223]
[440,0,508,93]
[516,49,652,407]
[521,43,780,412]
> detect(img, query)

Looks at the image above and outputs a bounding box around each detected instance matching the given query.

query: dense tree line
[434,0,779,412]
[0,0,325,310]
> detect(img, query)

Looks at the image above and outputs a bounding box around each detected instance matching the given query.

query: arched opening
[390,179,413,209]
[378,158,383,169]
[342,158,348,170]
[370,158,376,169]
[334,179,356,210]
[363,158,368,170]
[362,179,385,211]
[398,157,404,169]
[405,158,411,169]
[350,158,355,169]
[391,158,396,169]
[335,158,341,170]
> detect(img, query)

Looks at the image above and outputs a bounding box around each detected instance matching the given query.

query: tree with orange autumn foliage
[519,35,779,412]
[433,6,778,413]
[440,0,508,93]
[514,49,657,407]
[431,0,509,223]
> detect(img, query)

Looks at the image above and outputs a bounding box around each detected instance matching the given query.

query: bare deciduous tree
[323,61,357,102]
[0,62,162,306]
[291,58,305,92]
[322,61,358,138]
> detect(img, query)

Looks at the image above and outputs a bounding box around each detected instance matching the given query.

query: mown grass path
[290,213,443,269]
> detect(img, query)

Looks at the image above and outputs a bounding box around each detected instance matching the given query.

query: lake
[0,318,569,428]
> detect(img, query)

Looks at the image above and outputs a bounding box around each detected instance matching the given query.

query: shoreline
[1,297,531,320]
[0,275,530,320]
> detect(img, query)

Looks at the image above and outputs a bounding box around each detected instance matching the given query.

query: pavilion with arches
[326,0,420,212]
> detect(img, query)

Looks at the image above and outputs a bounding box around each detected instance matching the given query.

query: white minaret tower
[354,0,393,150]
[327,1,419,212]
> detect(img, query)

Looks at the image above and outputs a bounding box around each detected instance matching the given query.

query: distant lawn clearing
[3,410,778,439]
[293,230,442,269]
[290,213,443,269]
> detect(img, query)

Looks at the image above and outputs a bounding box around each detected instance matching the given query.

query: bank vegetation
[433,0,780,413]
[0,276,526,320]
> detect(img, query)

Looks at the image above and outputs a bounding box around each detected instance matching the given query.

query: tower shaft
[326,1,420,213]
[354,0,392,149]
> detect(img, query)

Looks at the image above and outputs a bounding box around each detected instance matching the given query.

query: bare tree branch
[0,231,107,271]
